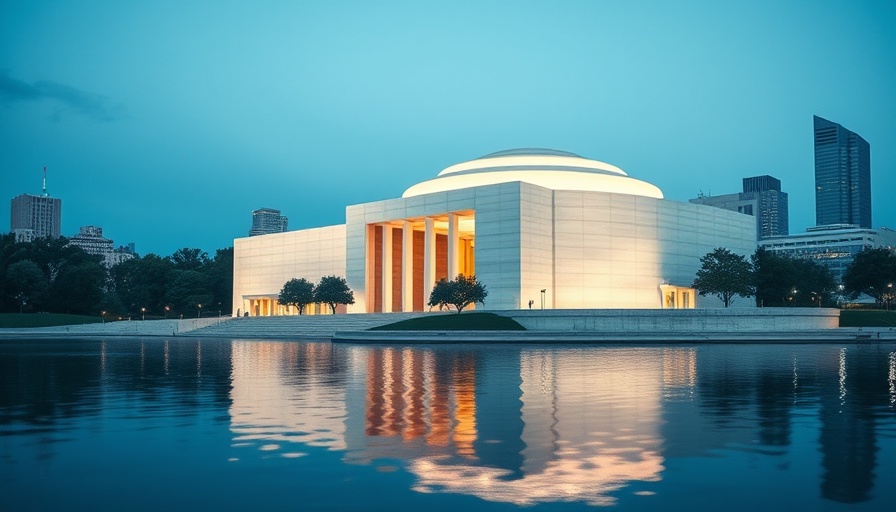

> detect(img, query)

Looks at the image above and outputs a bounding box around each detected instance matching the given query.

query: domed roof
[401,148,663,199]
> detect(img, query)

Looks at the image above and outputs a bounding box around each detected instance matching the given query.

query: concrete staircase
[183,312,433,338]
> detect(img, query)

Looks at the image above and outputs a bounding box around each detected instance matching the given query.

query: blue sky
[2,0,894,256]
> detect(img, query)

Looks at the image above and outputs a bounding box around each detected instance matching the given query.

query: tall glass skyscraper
[814,115,871,228]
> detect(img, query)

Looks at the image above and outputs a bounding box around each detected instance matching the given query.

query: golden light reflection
[403,349,667,506]
[364,349,477,457]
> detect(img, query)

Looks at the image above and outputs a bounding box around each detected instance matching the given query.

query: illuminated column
[447,213,459,279]
[402,221,414,312]
[382,225,393,313]
[423,217,436,304]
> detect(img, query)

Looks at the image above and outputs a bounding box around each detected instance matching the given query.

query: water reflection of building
[358,348,479,460]
[369,348,676,507]
[229,342,349,453]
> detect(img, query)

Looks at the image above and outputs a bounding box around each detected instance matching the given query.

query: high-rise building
[9,167,61,240]
[10,194,62,239]
[814,115,871,228]
[689,175,788,239]
[249,208,288,236]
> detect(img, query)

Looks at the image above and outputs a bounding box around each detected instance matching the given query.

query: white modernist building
[233,149,757,316]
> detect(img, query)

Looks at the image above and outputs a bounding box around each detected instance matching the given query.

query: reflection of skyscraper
[818,348,878,503]
[814,115,871,228]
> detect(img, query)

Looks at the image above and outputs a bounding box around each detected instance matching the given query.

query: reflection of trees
[690,345,892,505]
[818,347,887,504]
[0,341,102,426]
[0,338,233,429]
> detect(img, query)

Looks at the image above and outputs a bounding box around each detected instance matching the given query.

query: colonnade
[371,212,474,313]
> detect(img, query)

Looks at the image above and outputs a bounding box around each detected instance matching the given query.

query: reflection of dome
[402,148,664,199]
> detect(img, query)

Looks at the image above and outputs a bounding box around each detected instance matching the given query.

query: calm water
[1,339,895,511]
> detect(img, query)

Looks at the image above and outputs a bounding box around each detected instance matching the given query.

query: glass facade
[814,116,871,228]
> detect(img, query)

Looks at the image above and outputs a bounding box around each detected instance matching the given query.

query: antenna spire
[42,166,48,197]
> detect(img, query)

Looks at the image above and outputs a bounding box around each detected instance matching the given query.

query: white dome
[402,148,663,199]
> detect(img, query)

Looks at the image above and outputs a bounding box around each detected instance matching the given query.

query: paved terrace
[1,309,894,342]
[0,312,432,339]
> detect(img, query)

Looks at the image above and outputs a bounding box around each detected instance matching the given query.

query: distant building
[689,175,788,239]
[10,194,62,239]
[814,115,871,228]
[249,208,288,236]
[68,225,136,267]
[758,224,896,285]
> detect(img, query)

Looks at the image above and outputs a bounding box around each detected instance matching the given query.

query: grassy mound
[371,312,525,331]
[839,309,896,327]
[0,313,105,328]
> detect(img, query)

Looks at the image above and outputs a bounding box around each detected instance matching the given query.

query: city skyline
[2,1,894,256]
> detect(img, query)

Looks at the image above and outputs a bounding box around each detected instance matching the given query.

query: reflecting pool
[2,339,895,511]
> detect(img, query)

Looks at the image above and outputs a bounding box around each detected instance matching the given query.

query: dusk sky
[2,0,894,257]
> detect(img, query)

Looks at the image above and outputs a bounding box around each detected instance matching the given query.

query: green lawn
[839,309,896,327]
[0,313,105,328]
[370,312,526,331]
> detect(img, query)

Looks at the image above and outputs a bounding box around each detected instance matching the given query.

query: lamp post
[141,307,146,321]
[888,283,893,311]
[101,311,106,324]
[197,303,202,318]
[164,306,170,319]
[540,289,546,310]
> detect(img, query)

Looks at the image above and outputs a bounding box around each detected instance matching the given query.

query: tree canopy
[427,274,488,314]
[0,234,234,318]
[843,248,896,306]
[279,278,316,314]
[314,275,355,314]
[692,248,753,307]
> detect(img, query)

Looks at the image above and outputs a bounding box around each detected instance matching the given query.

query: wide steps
[184,312,434,338]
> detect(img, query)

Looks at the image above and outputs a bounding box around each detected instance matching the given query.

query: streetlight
[141,307,146,321]
[101,311,106,324]
[540,289,546,310]
[164,306,170,319]
[888,283,893,311]
[197,303,202,318]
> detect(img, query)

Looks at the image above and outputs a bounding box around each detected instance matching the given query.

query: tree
[427,274,488,314]
[5,260,48,312]
[752,248,794,307]
[169,247,210,272]
[692,248,753,307]
[49,261,106,315]
[165,269,214,316]
[753,248,837,307]
[314,275,354,314]
[279,278,316,314]
[843,248,896,306]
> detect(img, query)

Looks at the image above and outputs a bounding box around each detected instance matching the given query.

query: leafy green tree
[165,269,214,316]
[5,260,48,312]
[279,278,316,314]
[207,247,233,314]
[753,248,836,307]
[110,254,173,316]
[788,258,836,307]
[692,248,753,307]
[49,261,105,315]
[314,276,354,314]
[843,248,896,306]
[427,274,488,314]
[169,247,210,272]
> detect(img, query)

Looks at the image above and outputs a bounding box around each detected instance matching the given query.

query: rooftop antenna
[42,166,48,197]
